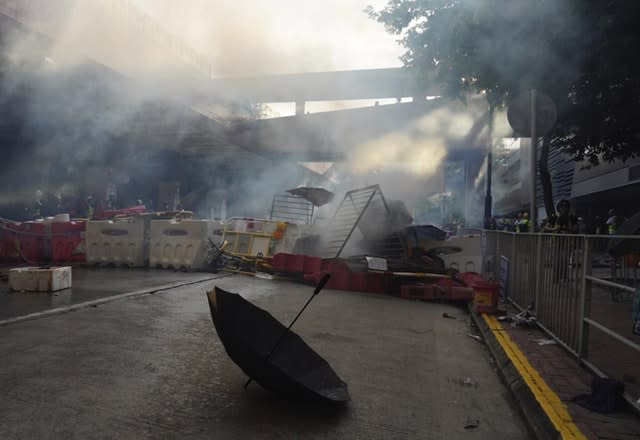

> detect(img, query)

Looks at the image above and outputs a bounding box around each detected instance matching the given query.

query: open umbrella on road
[206,274,349,403]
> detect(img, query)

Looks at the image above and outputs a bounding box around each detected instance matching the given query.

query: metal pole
[577,237,592,362]
[484,107,494,224]
[511,233,516,304]
[530,90,537,231]
[534,233,542,314]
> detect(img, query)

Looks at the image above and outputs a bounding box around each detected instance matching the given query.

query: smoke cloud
[0,0,504,228]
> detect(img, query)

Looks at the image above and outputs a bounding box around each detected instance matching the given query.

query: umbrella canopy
[286,186,334,207]
[607,210,640,257]
[207,287,349,403]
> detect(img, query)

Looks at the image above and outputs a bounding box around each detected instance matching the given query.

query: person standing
[606,209,620,235]
[546,200,578,234]
[31,190,44,219]
[594,215,605,235]
[578,217,588,234]
[520,212,530,232]
[85,196,95,220]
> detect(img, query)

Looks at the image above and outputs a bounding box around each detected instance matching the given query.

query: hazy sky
[131,0,403,76]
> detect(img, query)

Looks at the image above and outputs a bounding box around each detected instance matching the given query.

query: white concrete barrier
[86,218,147,267]
[149,219,213,270]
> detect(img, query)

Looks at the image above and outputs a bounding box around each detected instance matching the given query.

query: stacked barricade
[399,280,475,302]
[149,219,213,271]
[437,234,484,273]
[92,205,147,220]
[222,217,280,257]
[272,254,386,294]
[86,218,147,267]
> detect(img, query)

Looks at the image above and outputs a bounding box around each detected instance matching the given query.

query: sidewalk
[472,307,640,440]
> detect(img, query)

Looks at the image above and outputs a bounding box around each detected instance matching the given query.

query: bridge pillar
[295,100,306,116]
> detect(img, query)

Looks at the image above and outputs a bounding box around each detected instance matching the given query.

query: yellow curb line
[483,314,586,440]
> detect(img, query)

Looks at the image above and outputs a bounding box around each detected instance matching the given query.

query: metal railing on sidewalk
[483,230,640,411]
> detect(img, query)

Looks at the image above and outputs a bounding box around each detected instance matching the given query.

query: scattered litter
[442,312,456,319]
[448,376,478,388]
[500,306,537,327]
[408,328,432,334]
[468,334,482,342]
[463,419,480,429]
[254,272,273,280]
[536,338,557,346]
[572,377,625,413]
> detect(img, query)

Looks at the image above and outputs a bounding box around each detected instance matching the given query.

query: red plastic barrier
[303,272,327,285]
[13,222,48,263]
[272,253,290,271]
[366,272,385,294]
[0,223,20,262]
[472,281,499,314]
[438,285,474,301]
[272,253,313,274]
[51,221,86,263]
[400,283,439,300]
[327,270,350,290]
[303,256,322,274]
[349,272,368,292]
[459,272,486,287]
[287,254,305,273]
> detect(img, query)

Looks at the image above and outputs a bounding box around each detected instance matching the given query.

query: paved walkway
[1,275,531,439]
[476,308,640,440]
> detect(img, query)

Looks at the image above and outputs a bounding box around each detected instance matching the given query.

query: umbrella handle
[243,273,331,391]
[313,273,331,295]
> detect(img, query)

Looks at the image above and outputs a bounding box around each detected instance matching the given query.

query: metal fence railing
[483,231,640,410]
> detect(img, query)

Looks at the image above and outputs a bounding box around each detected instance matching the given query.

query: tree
[368,0,640,221]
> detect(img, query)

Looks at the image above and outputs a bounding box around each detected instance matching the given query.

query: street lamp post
[529,90,537,231]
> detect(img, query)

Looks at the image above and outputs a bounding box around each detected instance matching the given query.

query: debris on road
[536,338,557,346]
[464,419,480,429]
[442,312,457,319]
[498,306,537,328]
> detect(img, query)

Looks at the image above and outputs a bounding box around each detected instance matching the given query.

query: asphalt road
[0,267,216,320]
[0,274,531,439]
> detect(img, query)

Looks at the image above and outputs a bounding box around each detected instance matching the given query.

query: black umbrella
[286,186,335,207]
[206,275,349,403]
[607,211,640,257]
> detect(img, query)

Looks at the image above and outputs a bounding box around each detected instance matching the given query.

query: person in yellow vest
[85,196,95,220]
[606,209,619,235]
[520,212,530,232]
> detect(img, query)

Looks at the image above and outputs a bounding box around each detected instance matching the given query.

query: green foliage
[369,0,640,165]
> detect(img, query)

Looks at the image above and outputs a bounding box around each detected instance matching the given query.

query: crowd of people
[486,200,625,235]
[26,189,150,221]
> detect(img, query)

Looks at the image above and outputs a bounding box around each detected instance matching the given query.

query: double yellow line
[483,314,586,440]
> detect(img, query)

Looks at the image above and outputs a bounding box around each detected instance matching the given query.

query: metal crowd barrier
[483,230,640,410]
